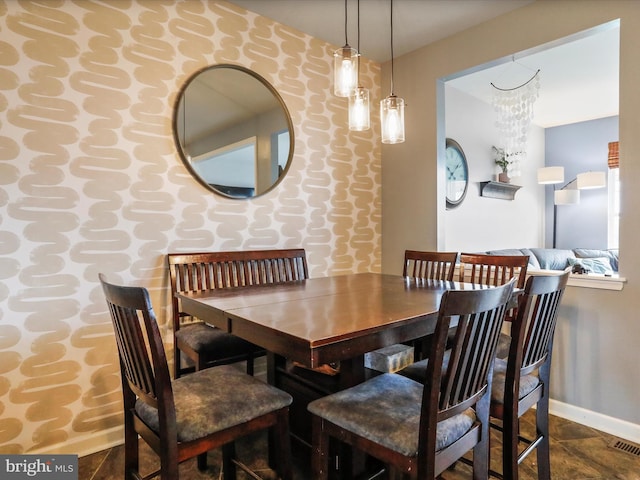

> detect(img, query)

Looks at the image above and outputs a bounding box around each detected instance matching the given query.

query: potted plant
[493,146,513,183]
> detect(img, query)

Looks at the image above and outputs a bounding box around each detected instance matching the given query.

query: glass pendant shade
[349,86,370,131]
[555,189,580,205]
[380,95,405,144]
[577,171,606,189]
[334,46,359,97]
[537,166,564,184]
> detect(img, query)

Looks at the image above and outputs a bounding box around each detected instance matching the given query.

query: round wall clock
[445,138,469,209]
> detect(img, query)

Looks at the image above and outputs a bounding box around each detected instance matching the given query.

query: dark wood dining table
[176,272,494,467]
[175,272,469,373]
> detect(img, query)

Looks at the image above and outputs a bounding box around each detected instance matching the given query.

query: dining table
[176,272,501,473]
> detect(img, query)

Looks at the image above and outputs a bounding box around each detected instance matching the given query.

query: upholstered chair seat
[490,358,540,415]
[308,373,475,455]
[136,365,292,443]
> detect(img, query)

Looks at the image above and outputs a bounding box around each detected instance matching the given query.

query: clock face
[445,138,469,209]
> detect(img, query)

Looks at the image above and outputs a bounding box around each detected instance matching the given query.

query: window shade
[608,141,619,169]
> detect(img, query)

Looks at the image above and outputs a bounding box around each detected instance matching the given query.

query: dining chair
[403,250,458,281]
[458,253,529,289]
[402,250,458,360]
[400,253,528,379]
[308,278,516,480]
[490,270,569,480]
[99,273,293,480]
[168,249,309,378]
[459,253,529,327]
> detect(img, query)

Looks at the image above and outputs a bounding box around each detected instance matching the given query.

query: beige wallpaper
[0,0,381,455]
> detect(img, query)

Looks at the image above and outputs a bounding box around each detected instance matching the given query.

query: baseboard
[550,399,640,444]
[29,426,124,458]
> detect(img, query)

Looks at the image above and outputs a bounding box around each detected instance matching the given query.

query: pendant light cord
[357,0,361,80]
[344,0,349,46]
[390,0,395,95]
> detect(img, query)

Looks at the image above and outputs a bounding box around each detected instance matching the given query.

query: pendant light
[381,0,405,144]
[334,0,359,97]
[349,0,370,131]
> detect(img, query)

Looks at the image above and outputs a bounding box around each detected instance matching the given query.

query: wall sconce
[538,166,606,247]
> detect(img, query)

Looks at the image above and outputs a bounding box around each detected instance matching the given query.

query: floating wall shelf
[480,181,522,200]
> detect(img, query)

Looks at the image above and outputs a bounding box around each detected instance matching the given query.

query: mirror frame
[172,64,295,199]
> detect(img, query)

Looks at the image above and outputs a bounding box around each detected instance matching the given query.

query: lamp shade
[334,46,358,97]
[537,166,564,184]
[577,171,606,189]
[380,95,405,144]
[554,189,580,205]
[349,86,370,131]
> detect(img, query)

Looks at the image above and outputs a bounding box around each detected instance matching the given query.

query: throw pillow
[567,257,614,275]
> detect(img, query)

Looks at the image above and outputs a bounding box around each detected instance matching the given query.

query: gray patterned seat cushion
[135,365,292,442]
[176,322,259,355]
[491,358,540,404]
[308,373,475,456]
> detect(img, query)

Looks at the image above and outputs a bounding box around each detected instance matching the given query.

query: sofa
[485,248,619,274]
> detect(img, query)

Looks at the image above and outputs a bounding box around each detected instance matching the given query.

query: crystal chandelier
[491,68,540,177]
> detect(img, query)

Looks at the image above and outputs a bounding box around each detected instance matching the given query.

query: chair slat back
[403,250,457,281]
[100,274,171,410]
[422,279,515,422]
[515,271,569,375]
[458,253,529,289]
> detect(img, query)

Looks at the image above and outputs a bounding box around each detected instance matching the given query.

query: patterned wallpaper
[0,0,381,454]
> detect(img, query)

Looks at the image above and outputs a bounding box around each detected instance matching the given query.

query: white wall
[444,85,544,252]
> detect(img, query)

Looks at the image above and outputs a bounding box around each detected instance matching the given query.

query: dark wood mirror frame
[173,64,294,199]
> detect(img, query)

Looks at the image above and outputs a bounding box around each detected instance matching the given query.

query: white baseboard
[29,426,124,457]
[550,399,640,444]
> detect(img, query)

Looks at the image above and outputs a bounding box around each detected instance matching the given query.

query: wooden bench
[168,249,309,378]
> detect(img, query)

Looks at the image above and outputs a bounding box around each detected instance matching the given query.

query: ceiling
[228,0,619,128]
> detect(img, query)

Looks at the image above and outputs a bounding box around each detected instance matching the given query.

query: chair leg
[222,442,237,480]
[473,392,490,480]
[246,353,255,376]
[174,348,181,379]
[160,443,179,480]
[197,452,208,471]
[502,407,520,480]
[274,409,293,480]
[311,416,330,480]
[535,396,551,480]
[196,353,204,372]
[123,417,138,480]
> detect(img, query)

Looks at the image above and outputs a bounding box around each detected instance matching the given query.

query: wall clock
[445,138,469,209]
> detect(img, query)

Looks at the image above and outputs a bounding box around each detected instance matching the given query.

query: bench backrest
[167,249,309,331]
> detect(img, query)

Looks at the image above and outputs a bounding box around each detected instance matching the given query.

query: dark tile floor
[79,408,640,480]
[79,359,640,479]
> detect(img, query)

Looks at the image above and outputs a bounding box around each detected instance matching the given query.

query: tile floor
[79,408,640,480]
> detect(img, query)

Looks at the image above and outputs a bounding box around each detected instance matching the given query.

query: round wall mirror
[173,64,294,198]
